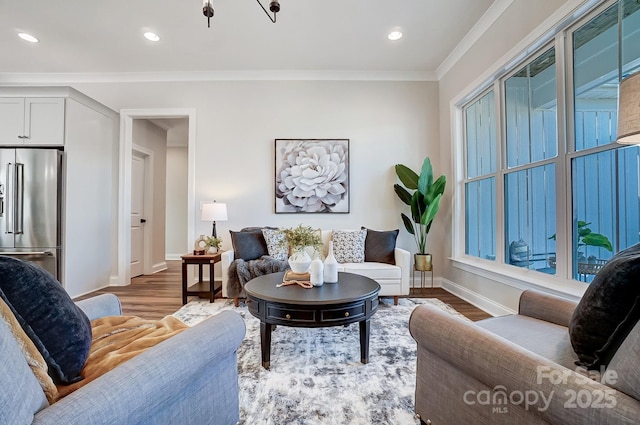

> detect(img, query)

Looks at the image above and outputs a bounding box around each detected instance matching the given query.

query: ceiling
[0,0,499,81]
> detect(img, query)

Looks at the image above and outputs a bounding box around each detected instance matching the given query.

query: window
[459,0,640,285]
[570,0,640,281]
[505,165,556,273]
[504,47,557,274]
[505,48,558,167]
[464,91,496,260]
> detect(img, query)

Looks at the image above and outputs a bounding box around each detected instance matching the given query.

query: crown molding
[0,69,437,84]
[436,0,514,80]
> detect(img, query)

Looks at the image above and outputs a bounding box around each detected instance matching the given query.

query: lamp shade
[617,72,640,144]
[201,202,228,221]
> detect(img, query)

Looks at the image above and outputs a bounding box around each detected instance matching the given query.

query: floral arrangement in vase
[282,224,322,273]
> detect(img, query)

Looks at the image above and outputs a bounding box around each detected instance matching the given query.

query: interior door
[130,153,145,277]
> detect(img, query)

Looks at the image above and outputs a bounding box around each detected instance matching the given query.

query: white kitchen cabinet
[0,97,65,146]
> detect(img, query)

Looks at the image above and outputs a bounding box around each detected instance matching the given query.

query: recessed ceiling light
[144,32,160,42]
[388,31,403,41]
[18,33,38,43]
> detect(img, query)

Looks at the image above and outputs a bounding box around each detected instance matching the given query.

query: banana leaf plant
[394,157,446,254]
[549,221,613,252]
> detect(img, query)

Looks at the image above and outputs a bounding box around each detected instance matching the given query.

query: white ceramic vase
[310,256,324,286]
[324,241,338,283]
[288,250,312,273]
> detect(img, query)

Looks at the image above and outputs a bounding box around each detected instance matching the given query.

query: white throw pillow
[332,229,367,263]
[261,229,288,261]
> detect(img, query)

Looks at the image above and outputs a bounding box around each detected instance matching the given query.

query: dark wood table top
[180,252,222,262]
[245,271,380,305]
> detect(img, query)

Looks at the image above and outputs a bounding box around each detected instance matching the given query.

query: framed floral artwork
[274,139,349,213]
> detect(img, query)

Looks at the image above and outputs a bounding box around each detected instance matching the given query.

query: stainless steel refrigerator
[0,148,62,279]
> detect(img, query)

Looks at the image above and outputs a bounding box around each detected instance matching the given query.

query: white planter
[288,250,312,273]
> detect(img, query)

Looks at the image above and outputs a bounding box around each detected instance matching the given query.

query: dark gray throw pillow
[362,228,399,265]
[0,256,92,384]
[230,228,270,261]
[569,243,640,368]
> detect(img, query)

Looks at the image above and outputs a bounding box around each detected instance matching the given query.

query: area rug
[173,297,470,425]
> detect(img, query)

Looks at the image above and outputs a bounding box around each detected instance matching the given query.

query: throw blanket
[57,315,187,398]
[227,255,289,298]
[0,296,58,404]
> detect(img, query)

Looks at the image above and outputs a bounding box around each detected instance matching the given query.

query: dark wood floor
[77,260,492,321]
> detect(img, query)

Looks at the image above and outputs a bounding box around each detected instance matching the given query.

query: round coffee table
[245,271,380,369]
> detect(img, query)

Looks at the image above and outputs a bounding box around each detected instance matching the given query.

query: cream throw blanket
[0,297,58,403]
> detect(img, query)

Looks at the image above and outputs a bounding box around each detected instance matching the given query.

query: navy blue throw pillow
[0,256,92,384]
[362,228,399,265]
[569,243,640,369]
[230,228,273,261]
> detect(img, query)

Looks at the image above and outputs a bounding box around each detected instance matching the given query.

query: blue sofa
[1,293,246,425]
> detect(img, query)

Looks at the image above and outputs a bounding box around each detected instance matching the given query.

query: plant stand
[413,264,434,289]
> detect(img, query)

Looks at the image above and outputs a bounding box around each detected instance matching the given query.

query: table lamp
[201,201,228,238]
[617,71,640,144]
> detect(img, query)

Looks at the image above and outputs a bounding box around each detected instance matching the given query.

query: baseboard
[109,275,127,286]
[165,253,183,261]
[150,261,167,274]
[71,282,112,299]
[440,278,516,317]
[410,272,438,288]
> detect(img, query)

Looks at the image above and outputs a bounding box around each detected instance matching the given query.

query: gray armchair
[409,290,640,424]
[2,293,246,425]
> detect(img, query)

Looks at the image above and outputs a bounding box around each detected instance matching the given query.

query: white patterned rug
[173,297,470,425]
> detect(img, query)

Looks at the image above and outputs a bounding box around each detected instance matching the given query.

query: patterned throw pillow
[262,229,288,261]
[332,229,367,263]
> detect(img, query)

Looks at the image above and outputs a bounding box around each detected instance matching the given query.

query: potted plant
[282,224,323,273]
[204,236,222,253]
[548,221,613,273]
[394,157,446,271]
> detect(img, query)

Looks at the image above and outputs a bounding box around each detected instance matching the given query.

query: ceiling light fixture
[202,0,280,28]
[144,32,160,42]
[18,32,38,43]
[388,31,403,41]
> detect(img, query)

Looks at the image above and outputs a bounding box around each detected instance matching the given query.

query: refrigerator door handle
[5,163,14,234]
[15,163,24,235]
[0,251,52,256]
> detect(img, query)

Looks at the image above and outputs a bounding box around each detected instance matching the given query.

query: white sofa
[221,229,411,304]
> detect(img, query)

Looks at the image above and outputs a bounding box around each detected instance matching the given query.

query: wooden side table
[181,252,222,304]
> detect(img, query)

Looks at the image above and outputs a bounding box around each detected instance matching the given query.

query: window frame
[454,0,628,296]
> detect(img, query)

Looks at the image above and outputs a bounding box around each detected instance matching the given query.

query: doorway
[118,108,196,285]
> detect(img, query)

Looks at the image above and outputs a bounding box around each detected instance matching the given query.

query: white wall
[132,119,167,272]
[166,146,188,259]
[64,97,116,297]
[71,80,441,262]
[437,0,589,315]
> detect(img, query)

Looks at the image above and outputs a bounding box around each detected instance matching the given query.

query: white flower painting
[275,139,349,213]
